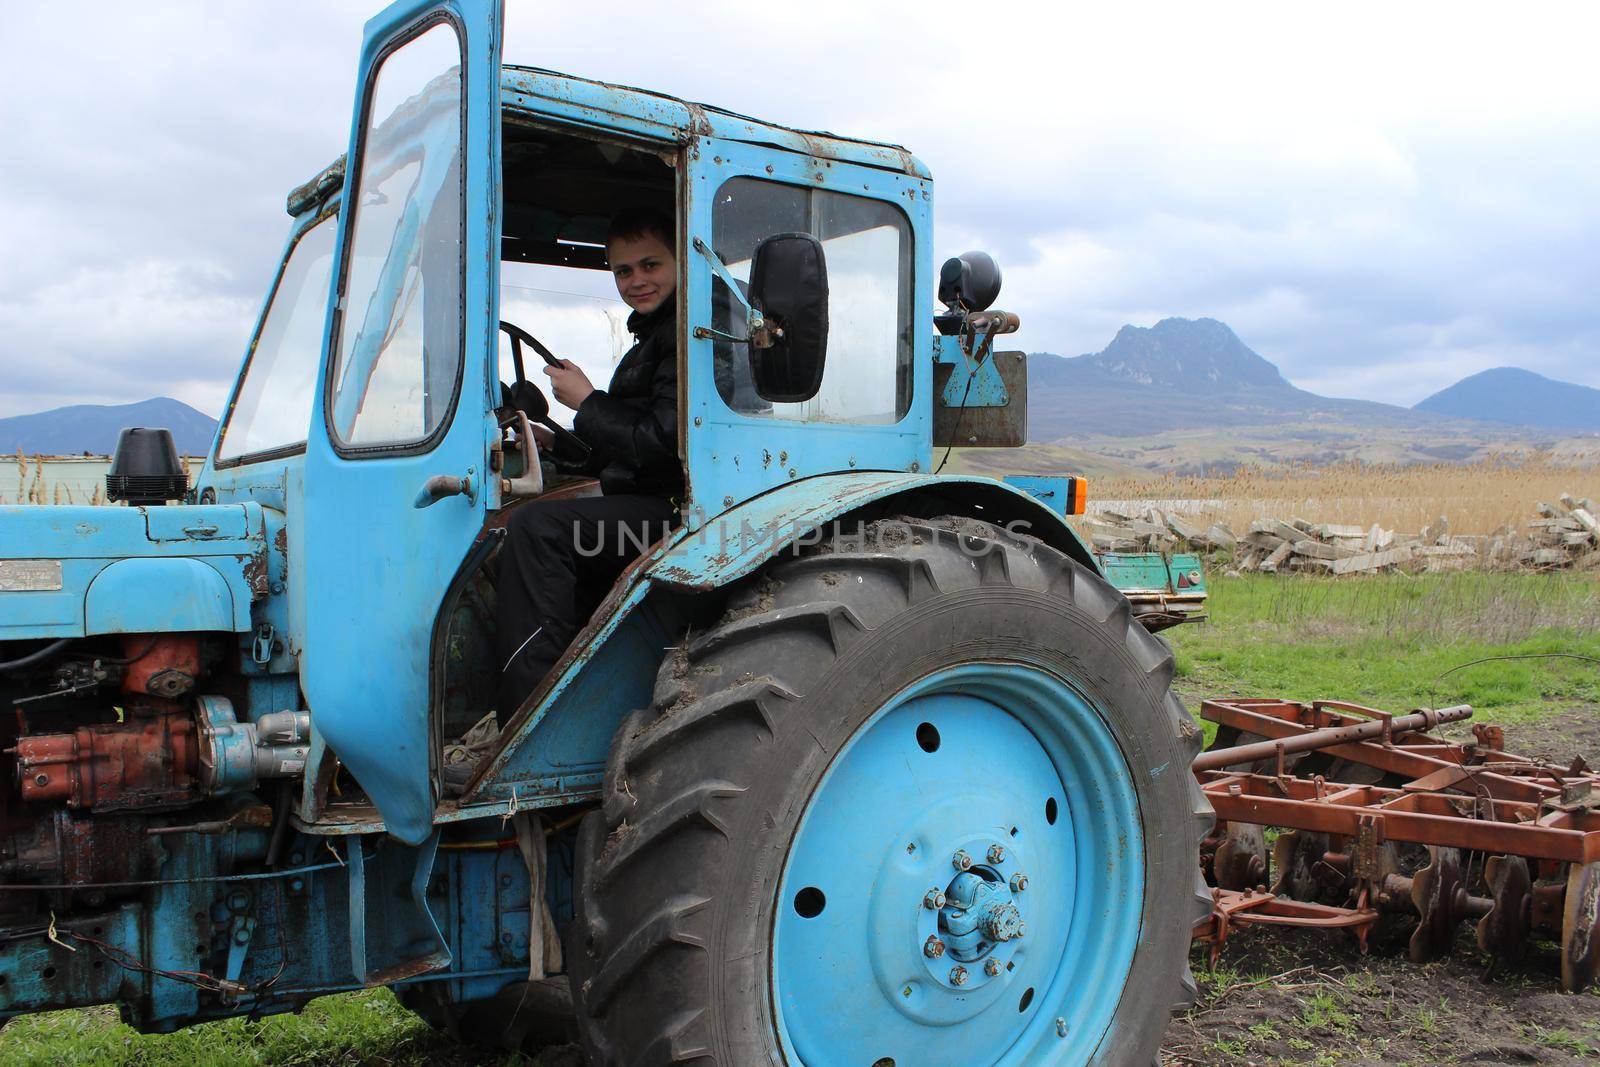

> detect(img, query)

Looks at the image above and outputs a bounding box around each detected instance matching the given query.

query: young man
[494,207,682,718]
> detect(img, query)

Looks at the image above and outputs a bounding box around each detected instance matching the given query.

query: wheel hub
[938,869,1028,963]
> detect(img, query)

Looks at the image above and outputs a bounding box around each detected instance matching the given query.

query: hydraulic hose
[0,638,72,673]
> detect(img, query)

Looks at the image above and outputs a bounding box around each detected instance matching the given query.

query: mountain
[0,398,218,456]
[1081,317,1291,392]
[1026,317,1444,441]
[990,317,1587,476]
[1414,367,1600,432]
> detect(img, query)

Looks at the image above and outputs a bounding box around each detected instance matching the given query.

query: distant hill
[1414,367,1600,432]
[0,398,218,456]
[1080,317,1292,392]
[1027,317,1452,441]
[999,317,1584,476]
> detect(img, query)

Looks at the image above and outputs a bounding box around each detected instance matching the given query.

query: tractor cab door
[301,0,503,845]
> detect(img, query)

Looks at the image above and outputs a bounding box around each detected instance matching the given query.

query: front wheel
[570,517,1211,1065]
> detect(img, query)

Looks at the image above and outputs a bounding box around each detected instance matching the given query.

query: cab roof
[501,65,930,180]
[287,65,930,216]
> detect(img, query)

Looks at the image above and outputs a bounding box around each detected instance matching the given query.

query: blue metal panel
[85,557,238,633]
[299,0,504,847]
[0,558,98,637]
[1,503,265,639]
[145,504,252,542]
[465,579,674,805]
[680,138,935,525]
[1003,476,1075,518]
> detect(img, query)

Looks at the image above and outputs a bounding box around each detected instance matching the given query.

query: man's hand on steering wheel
[543,359,595,410]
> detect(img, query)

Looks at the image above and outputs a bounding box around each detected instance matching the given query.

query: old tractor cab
[0,2,1209,1063]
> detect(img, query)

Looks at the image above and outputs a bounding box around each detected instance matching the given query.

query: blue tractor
[0,2,1209,1062]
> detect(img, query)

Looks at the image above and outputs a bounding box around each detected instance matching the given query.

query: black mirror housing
[747,232,828,403]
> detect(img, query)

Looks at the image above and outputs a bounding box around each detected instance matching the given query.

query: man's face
[608,232,677,315]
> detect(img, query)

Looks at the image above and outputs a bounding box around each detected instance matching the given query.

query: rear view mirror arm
[690,237,782,348]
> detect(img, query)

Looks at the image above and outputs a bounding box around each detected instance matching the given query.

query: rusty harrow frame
[1191,698,1600,991]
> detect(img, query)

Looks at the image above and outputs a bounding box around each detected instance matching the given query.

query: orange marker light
[1066,477,1089,516]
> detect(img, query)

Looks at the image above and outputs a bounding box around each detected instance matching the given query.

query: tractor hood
[0,503,269,640]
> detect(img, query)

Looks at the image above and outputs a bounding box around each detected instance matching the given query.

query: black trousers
[496,494,677,717]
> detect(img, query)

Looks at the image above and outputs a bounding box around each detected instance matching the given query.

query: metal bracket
[251,623,275,666]
[347,831,450,986]
[934,333,1010,408]
[691,236,769,341]
[223,914,257,990]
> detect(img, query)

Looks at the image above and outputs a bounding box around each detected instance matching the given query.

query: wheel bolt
[923,888,946,910]
[1010,872,1029,892]
[1016,922,1028,939]
[923,936,946,959]
[987,844,1006,864]
[952,849,973,871]
[984,958,1002,977]
[949,965,969,986]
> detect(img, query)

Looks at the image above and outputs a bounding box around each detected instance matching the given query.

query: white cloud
[2,0,1597,420]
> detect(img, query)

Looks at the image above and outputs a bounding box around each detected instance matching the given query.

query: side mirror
[747,232,828,403]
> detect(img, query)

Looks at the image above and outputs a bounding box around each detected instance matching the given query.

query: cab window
[327,20,464,451]
[216,216,337,463]
[711,177,913,424]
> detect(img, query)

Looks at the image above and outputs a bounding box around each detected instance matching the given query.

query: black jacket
[556,306,682,500]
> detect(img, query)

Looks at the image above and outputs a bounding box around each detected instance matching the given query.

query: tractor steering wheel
[497,320,592,456]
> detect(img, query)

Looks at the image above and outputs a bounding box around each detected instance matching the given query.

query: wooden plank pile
[1080,492,1599,575]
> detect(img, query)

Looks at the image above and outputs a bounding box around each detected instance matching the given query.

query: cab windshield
[216,214,338,462]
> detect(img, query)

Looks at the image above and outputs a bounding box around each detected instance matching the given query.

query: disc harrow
[1190,698,1600,991]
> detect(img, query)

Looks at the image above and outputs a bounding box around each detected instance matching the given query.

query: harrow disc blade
[1476,855,1531,966]
[1409,847,1463,964]
[1562,860,1600,993]
[1271,831,1341,905]
[1213,822,1269,892]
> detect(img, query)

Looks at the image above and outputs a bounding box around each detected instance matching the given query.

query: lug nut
[923,936,946,959]
[984,958,1002,977]
[1010,872,1029,892]
[952,849,973,871]
[923,888,946,910]
[1055,1017,1068,1037]
[1016,922,1028,939]
[987,844,1006,864]
[949,965,969,986]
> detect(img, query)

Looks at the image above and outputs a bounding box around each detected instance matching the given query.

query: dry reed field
[1089,455,1599,537]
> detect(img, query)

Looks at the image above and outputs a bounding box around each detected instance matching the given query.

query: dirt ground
[1163,704,1600,1066]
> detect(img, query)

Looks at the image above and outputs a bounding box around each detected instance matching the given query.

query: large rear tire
[570,517,1211,1065]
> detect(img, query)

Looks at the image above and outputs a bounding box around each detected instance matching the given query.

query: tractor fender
[84,557,240,634]
[650,471,1098,592]
[462,473,1094,808]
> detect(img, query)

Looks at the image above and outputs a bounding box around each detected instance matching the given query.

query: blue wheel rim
[773,663,1143,1066]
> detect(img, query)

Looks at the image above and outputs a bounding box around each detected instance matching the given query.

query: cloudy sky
[3,1,1597,419]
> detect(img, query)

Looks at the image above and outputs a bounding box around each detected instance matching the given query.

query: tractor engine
[0,634,308,905]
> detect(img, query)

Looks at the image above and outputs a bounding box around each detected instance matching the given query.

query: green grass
[1170,571,1600,741]
[0,989,536,1066]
